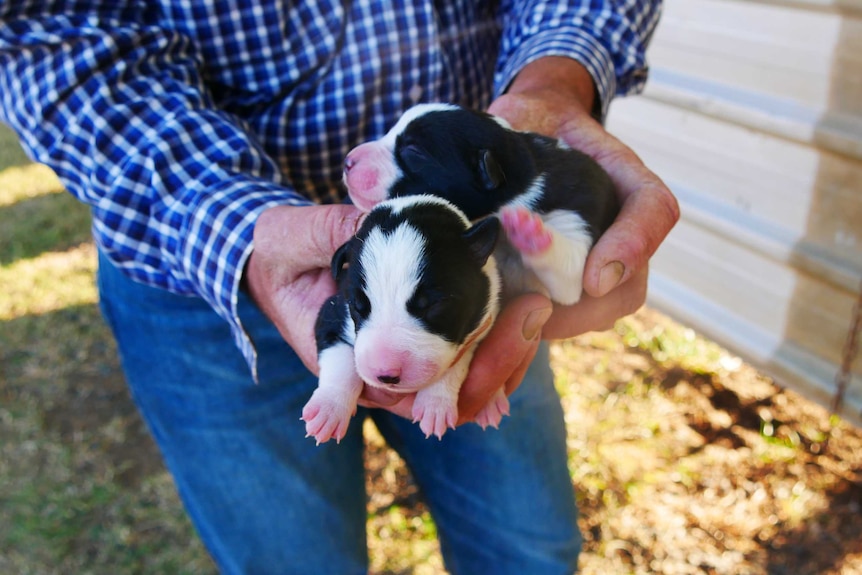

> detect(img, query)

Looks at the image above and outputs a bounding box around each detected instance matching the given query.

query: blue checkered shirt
[0,0,661,373]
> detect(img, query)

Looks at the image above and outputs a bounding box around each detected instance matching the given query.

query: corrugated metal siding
[607,0,862,426]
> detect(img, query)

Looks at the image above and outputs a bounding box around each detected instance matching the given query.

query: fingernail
[597,261,625,296]
[522,306,552,340]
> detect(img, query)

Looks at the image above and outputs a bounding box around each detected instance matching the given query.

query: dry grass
[557,313,862,575]
[1,160,860,574]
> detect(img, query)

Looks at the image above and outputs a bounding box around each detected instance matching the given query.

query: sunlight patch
[0,163,65,207]
[0,243,97,320]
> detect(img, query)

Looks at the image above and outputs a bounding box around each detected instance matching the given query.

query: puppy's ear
[330,239,355,280]
[463,216,500,266]
[479,149,505,190]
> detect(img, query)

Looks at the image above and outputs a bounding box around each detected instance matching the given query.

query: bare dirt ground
[365,308,862,575]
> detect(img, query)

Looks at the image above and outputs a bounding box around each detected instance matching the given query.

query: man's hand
[488,56,680,339]
[427,56,681,421]
[244,203,364,374]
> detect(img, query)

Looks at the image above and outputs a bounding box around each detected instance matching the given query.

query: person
[0,1,678,573]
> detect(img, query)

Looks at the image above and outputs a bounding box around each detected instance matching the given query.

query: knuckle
[653,181,681,226]
[310,205,349,256]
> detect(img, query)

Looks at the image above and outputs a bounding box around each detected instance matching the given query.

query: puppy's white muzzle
[353,325,454,392]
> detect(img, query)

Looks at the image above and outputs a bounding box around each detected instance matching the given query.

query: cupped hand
[488,57,680,340]
[244,203,364,374]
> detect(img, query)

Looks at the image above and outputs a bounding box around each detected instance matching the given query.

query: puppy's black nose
[377,374,400,385]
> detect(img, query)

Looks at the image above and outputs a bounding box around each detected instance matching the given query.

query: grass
[0,163,216,574]
[1,155,861,574]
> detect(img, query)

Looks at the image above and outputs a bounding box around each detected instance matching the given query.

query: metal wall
[607,0,862,426]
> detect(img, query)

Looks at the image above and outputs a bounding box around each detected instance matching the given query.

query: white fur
[379,103,460,148]
[490,114,513,130]
[518,209,593,305]
[382,194,467,223]
[505,174,546,211]
[303,342,363,444]
[359,225,425,331]
[496,175,593,305]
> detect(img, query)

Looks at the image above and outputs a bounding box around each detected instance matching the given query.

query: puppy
[303,195,505,444]
[343,103,620,305]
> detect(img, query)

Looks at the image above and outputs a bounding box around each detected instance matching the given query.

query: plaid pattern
[0,0,661,371]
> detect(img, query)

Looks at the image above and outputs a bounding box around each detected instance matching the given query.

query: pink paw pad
[474,388,510,430]
[302,392,355,445]
[499,206,552,255]
[412,395,458,440]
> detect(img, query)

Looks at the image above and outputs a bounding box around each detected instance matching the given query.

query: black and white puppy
[303,195,505,444]
[343,103,620,305]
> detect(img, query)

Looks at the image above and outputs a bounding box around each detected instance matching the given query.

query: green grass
[0,160,216,574]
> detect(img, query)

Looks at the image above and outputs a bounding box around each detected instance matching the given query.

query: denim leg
[371,342,582,574]
[97,252,369,575]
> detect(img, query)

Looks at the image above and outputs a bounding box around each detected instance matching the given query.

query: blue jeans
[97,251,581,574]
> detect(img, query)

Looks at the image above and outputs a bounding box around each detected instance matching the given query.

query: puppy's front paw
[302,388,357,445]
[500,205,552,256]
[474,387,510,430]
[412,393,458,440]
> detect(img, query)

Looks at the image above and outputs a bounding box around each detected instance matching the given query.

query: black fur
[389,107,619,240]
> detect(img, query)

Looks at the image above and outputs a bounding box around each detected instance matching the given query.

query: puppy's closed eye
[408,290,456,332]
[398,143,430,171]
[350,288,371,320]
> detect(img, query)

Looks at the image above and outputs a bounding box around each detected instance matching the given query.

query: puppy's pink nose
[376,372,401,385]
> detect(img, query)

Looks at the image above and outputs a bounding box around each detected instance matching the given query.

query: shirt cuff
[495,29,617,122]
[181,180,313,381]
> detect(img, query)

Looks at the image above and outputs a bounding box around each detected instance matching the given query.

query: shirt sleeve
[0,8,306,376]
[495,0,663,120]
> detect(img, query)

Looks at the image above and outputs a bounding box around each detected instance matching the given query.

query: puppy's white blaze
[381,195,500,332]
[354,222,459,389]
[504,174,546,211]
[521,209,593,305]
[360,224,424,321]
